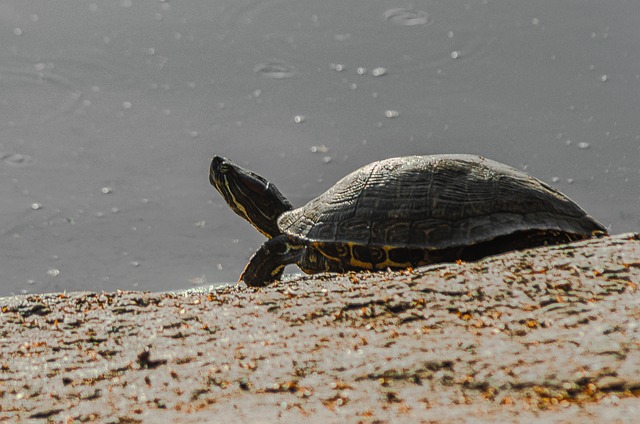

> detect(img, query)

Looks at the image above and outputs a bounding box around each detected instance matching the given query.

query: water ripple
[254,61,297,79]
[0,152,34,167]
[0,63,84,127]
[383,8,432,27]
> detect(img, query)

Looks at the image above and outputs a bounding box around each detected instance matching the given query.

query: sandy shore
[1,233,639,423]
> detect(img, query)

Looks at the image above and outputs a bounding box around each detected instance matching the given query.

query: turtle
[209,154,607,287]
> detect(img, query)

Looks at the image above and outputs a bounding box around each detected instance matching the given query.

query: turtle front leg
[239,235,304,287]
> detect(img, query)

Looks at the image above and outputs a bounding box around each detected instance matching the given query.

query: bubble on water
[385,110,399,118]
[383,8,432,26]
[13,28,23,36]
[216,264,223,271]
[322,156,332,164]
[356,67,367,75]
[578,142,590,149]
[372,92,378,98]
[190,130,199,138]
[1,153,34,167]
[130,261,140,267]
[47,268,60,277]
[600,74,608,82]
[122,101,132,109]
[451,51,461,59]
[31,203,42,210]
[101,186,113,194]
[120,0,132,8]
[334,33,351,42]
[254,62,296,79]
[330,63,345,72]
[111,207,119,213]
[191,274,208,285]
[448,31,454,38]
[311,145,328,153]
[371,67,387,77]
[146,48,156,56]
[551,177,560,183]
[349,83,357,90]
[567,178,574,184]
[532,18,540,26]
[293,115,305,123]
[194,220,206,228]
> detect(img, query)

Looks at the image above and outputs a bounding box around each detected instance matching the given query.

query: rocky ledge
[1,233,639,423]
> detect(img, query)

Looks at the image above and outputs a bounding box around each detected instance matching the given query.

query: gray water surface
[1,0,638,296]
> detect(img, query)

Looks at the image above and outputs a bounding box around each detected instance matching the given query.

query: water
[1,0,638,296]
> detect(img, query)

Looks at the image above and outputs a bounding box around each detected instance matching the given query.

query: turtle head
[210,156,293,238]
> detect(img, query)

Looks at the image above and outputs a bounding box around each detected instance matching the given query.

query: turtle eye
[218,163,231,174]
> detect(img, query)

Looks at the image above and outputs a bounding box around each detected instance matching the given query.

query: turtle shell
[277,155,605,250]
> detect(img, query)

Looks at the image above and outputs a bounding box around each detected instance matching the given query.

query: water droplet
[578,142,590,149]
[383,8,431,26]
[371,67,387,77]
[31,203,42,210]
[385,110,399,118]
[294,115,305,123]
[101,186,113,194]
[254,62,296,79]
[47,268,60,277]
